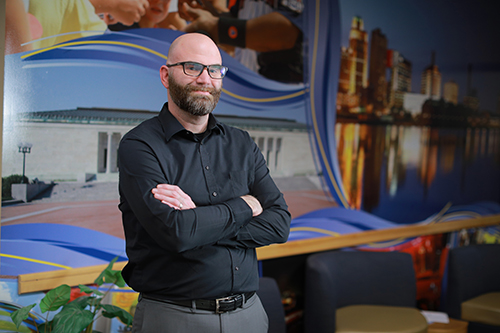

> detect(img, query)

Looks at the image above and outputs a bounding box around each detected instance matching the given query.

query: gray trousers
[132,293,269,333]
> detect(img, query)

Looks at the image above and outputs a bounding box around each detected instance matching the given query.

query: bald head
[167,33,222,65]
[160,33,223,130]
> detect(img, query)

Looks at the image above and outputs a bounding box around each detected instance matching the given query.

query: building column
[106,132,112,174]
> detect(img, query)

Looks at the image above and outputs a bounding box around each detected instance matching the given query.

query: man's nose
[196,68,213,83]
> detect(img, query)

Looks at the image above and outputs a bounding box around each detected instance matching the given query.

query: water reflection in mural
[336,123,500,223]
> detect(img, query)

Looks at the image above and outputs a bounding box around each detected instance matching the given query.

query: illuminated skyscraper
[421,52,441,99]
[337,16,369,113]
[443,80,459,105]
[349,16,369,94]
[368,28,388,112]
[387,50,412,110]
[338,47,351,95]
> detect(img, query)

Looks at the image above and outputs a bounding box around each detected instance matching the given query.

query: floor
[1,177,337,240]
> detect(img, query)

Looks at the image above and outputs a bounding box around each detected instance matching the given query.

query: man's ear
[160,65,169,89]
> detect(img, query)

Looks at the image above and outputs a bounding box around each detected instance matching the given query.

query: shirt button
[235,267,239,271]
[212,192,217,197]
[205,165,210,170]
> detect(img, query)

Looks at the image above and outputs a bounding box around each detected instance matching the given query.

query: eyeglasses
[166,61,228,79]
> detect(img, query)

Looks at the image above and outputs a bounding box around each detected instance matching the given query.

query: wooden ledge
[17,214,500,294]
[256,213,500,260]
[18,261,127,294]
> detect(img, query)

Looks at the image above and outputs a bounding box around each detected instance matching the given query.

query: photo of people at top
[6,0,304,83]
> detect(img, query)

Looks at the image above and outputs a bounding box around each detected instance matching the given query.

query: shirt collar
[158,103,225,142]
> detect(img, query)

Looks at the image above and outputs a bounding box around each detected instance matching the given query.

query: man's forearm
[216,208,291,248]
[150,183,288,249]
[88,0,148,25]
[218,12,299,51]
[245,12,300,52]
[216,190,291,249]
[183,5,300,52]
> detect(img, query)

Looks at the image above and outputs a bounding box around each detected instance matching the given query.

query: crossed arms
[118,128,291,254]
[152,184,263,217]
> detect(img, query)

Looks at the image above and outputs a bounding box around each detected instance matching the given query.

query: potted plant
[10,257,133,333]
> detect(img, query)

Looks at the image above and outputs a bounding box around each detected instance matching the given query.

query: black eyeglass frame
[166,61,228,79]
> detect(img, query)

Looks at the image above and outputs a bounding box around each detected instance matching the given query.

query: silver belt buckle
[215,296,233,314]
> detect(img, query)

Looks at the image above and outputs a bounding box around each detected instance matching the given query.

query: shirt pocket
[229,170,251,197]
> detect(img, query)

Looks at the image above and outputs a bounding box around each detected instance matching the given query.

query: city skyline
[339,0,500,113]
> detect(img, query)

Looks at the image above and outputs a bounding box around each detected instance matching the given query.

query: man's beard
[168,76,221,116]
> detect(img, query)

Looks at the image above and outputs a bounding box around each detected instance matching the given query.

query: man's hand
[180,2,219,40]
[152,184,196,210]
[241,195,263,217]
[91,0,149,26]
[178,0,228,17]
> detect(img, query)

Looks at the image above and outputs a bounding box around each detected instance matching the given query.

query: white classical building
[2,108,317,182]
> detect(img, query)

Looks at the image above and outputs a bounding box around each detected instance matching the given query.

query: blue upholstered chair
[304,250,427,333]
[257,277,286,333]
[446,244,500,333]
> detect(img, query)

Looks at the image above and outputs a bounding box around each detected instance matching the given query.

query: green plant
[10,257,133,333]
[2,174,29,200]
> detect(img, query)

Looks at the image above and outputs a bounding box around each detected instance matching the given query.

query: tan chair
[304,250,427,333]
[446,244,500,333]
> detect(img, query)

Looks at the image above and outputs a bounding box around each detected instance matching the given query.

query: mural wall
[1,0,500,331]
[335,0,500,222]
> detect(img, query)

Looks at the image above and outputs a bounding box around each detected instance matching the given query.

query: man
[118,33,291,332]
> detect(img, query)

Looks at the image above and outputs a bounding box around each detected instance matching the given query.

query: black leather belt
[142,291,255,314]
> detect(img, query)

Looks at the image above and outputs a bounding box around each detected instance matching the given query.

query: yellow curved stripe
[366,203,454,248]
[222,88,306,103]
[424,202,453,225]
[0,253,71,269]
[309,0,349,208]
[21,40,305,103]
[438,211,481,222]
[291,227,340,237]
[21,40,168,60]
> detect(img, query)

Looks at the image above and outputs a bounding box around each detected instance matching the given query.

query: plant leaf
[10,303,36,329]
[52,304,94,333]
[88,296,103,309]
[100,304,133,326]
[40,284,71,312]
[78,285,96,295]
[104,269,127,288]
[70,296,94,309]
[94,290,104,296]
[78,284,104,297]
[94,257,118,286]
[40,284,71,313]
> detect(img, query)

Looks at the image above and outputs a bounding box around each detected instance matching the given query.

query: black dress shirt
[118,103,291,300]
